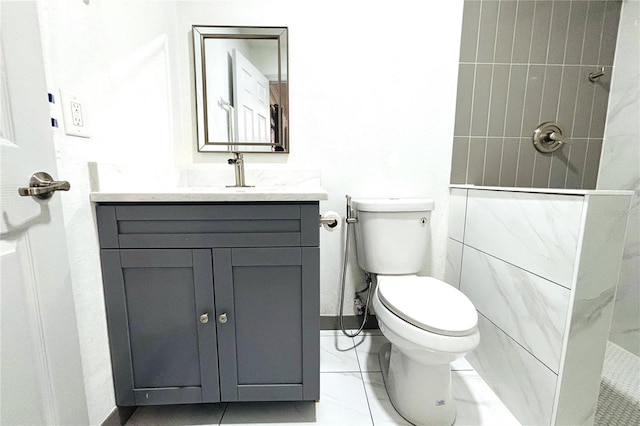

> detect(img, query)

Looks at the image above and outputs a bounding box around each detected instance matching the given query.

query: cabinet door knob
[218,313,228,324]
[199,313,209,324]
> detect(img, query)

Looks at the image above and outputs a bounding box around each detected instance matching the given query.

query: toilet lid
[377,276,478,337]
[352,198,435,212]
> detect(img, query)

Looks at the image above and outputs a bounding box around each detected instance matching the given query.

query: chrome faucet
[227,152,252,187]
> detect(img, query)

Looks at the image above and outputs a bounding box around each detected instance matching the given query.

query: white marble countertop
[450,184,635,196]
[90,186,329,203]
[88,162,328,202]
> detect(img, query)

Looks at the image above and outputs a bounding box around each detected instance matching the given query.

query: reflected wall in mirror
[193,26,289,153]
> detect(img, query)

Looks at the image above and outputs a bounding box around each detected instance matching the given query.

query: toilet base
[379,343,456,426]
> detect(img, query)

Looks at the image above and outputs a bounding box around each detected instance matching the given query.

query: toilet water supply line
[338,195,373,338]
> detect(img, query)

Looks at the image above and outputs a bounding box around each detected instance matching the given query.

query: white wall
[174,0,464,317]
[37,0,463,423]
[37,1,181,423]
[598,0,640,357]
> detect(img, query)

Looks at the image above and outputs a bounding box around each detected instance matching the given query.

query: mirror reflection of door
[195,27,288,153]
[203,37,237,144]
[232,48,270,150]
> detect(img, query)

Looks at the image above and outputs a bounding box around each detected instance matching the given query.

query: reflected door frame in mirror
[192,25,289,153]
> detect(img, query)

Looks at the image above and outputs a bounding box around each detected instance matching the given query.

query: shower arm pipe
[589,67,605,82]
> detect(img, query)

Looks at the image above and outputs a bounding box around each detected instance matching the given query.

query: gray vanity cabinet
[96,203,320,407]
[100,248,219,406]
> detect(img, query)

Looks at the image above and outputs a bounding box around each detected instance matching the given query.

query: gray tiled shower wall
[451,0,621,189]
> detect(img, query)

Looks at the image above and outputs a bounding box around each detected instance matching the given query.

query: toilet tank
[351,198,435,274]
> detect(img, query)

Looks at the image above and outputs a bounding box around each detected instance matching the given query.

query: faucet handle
[228,152,243,164]
[228,152,240,164]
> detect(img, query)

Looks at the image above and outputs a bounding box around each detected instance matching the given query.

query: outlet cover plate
[60,89,91,138]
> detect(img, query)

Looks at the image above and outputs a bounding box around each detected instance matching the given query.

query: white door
[1,3,89,425]
[232,48,270,144]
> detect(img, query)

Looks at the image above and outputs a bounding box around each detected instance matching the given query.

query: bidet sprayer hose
[339,195,371,338]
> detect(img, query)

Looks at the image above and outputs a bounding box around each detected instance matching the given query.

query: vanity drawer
[96,203,319,249]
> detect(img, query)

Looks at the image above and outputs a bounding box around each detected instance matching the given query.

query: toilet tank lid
[352,198,435,212]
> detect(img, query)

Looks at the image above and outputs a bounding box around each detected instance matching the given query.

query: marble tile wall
[466,314,558,425]
[464,189,582,288]
[445,188,467,290]
[461,247,569,373]
[448,189,468,242]
[448,187,632,425]
[451,0,622,189]
[596,0,640,357]
[554,194,633,424]
[445,238,463,289]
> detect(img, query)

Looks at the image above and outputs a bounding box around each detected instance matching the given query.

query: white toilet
[351,198,480,426]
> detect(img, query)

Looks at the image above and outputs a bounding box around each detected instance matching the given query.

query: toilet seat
[377,276,477,337]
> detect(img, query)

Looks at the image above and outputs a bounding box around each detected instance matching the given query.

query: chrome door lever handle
[18,172,70,200]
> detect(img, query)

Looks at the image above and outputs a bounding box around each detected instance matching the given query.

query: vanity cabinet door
[213,247,320,402]
[100,248,219,406]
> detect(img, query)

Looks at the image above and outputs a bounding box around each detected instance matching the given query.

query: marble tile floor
[126,330,520,426]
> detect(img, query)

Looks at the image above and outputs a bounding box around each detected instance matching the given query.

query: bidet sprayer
[345,195,357,224]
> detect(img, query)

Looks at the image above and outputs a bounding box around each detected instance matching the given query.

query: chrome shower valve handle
[533,122,572,153]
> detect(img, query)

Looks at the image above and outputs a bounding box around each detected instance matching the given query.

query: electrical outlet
[60,89,91,138]
[70,101,84,126]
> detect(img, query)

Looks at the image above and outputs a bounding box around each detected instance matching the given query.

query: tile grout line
[578,1,591,70]
[557,2,574,191]
[587,0,608,142]
[353,335,375,425]
[568,4,590,149]
[554,1,572,127]
[477,311,560,376]
[539,0,555,193]
[499,0,520,186]
[217,402,229,426]
[562,1,575,67]
[582,138,593,190]
[524,1,540,188]
[460,61,613,67]
[562,141,571,190]
[596,1,608,67]
[465,0,484,185]
[482,0,501,186]
[462,243,572,292]
[359,370,376,426]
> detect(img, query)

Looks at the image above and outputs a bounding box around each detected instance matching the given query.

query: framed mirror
[192,25,289,153]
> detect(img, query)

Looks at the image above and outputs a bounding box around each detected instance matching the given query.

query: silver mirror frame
[192,25,289,153]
